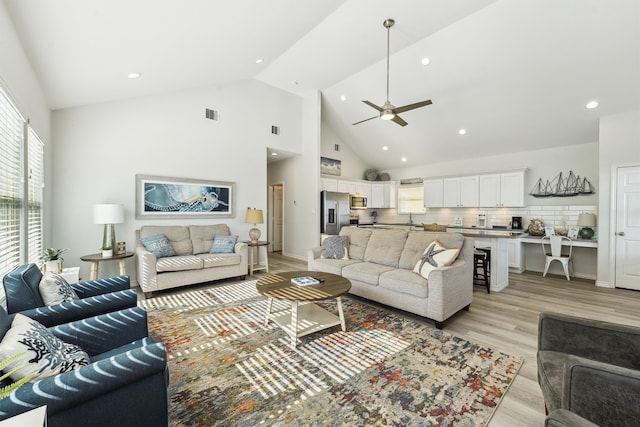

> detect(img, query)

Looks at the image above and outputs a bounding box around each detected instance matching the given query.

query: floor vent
[205,108,219,121]
[271,125,280,135]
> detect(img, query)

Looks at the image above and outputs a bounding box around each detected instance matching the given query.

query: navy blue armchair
[3,263,137,327]
[0,306,169,427]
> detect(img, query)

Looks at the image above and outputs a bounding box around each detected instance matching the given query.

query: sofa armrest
[560,354,640,425]
[308,247,322,269]
[425,258,473,322]
[17,288,138,327]
[71,275,130,298]
[136,246,158,293]
[234,241,248,268]
[546,409,600,427]
[538,312,640,368]
[49,306,149,356]
[0,342,167,422]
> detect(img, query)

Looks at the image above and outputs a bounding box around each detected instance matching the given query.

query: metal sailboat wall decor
[529,171,595,198]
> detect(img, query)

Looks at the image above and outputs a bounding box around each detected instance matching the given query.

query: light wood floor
[263,251,640,427]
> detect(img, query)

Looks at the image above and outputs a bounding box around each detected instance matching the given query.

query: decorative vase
[528,218,545,236]
[44,260,62,274]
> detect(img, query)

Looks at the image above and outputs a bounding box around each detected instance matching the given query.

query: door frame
[609,162,640,288]
[267,182,284,253]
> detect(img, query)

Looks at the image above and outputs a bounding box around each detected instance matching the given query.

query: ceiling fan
[353,18,432,127]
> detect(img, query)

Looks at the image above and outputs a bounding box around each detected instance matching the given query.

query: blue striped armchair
[0,306,169,426]
[2,263,137,327]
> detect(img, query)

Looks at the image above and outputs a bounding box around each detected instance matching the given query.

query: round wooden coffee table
[256,271,351,348]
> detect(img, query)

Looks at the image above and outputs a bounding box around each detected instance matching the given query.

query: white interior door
[615,165,640,290]
[273,184,283,251]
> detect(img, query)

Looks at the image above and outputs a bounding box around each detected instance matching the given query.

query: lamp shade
[577,213,596,227]
[245,209,264,225]
[93,204,125,224]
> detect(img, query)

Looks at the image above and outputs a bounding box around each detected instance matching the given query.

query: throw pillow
[321,235,349,260]
[140,234,177,258]
[413,240,460,279]
[39,272,79,306]
[0,314,90,383]
[210,235,239,254]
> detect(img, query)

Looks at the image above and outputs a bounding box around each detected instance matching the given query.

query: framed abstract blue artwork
[135,174,235,219]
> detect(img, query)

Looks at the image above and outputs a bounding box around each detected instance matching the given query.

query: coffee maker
[511,216,523,230]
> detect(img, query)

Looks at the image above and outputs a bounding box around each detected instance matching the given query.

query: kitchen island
[447,227,525,292]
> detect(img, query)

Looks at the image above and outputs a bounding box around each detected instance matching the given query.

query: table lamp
[93,204,125,257]
[245,208,264,243]
[577,213,596,240]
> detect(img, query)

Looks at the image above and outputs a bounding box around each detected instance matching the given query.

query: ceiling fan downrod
[381,18,395,120]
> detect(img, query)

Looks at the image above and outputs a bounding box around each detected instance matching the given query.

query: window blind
[27,127,44,264]
[397,184,426,214]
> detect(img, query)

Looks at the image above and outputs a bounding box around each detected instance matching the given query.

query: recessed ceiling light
[401,157,407,162]
[458,129,467,135]
[127,72,141,79]
[271,152,278,156]
[340,95,347,101]
[382,146,389,151]
[255,58,264,64]
[421,57,431,66]
[585,101,599,109]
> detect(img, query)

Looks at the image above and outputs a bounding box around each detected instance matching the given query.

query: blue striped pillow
[140,234,176,258]
[210,235,238,254]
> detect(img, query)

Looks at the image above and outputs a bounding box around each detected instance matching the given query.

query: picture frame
[320,157,341,176]
[544,226,555,236]
[135,174,235,219]
[568,225,580,239]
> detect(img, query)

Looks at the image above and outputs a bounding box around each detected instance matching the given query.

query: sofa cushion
[338,228,372,261]
[0,313,90,382]
[342,262,395,286]
[156,255,203,273]
[363,229,408,268]
[400,231,465,270]
[198,253,241,268]
[140,234,177,258]
[413,240,460,279]
[379,269,429,298]
[190,224,231,254]
[140,225,193,255]
[321,235,349,260]
[210,235,238,254]
[312,258,362,276]
[39,272,79,305]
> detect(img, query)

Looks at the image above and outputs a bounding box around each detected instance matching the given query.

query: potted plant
[0,352,34,399]
[42,248,67,273]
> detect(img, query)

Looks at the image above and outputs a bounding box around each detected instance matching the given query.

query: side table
[243,240,270,275]
[80,252,134,280]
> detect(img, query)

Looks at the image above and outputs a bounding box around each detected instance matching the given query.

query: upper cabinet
[320,178,338,192]
[355,182,372,199]
[479,171,525,207]
[370,181,396,208]
[337,180,357,195]
[423,179,444,208]
[443,176,479,207]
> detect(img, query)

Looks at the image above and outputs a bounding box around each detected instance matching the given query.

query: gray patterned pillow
[0,313,90,382]
[140,233,177,258]
[39,272,79,306]
[321,236,349,260]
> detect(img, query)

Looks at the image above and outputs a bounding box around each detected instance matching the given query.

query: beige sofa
[136,224,248,296]
[308,227,473,328]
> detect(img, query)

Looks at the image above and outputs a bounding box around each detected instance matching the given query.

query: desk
[520,236,598,248]
[80,252,134,280]
[243,241,269,275]
[520,237,597,280]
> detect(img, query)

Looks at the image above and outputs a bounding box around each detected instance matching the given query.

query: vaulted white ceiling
[5,0,640,170]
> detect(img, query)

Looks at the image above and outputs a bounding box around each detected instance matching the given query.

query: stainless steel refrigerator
[321,191,350,235]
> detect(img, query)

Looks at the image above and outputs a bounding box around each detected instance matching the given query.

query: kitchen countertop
[446,227,526,238]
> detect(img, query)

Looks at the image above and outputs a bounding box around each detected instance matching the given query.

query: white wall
[597,110,640,287]
[52,79,303,280]
[267,91,322,260]
[321,122,371,180]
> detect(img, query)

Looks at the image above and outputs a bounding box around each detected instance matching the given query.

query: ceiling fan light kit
[353,18,432,127]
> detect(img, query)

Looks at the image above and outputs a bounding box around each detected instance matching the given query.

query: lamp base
[248,227,261,243]
[578,227,594,240]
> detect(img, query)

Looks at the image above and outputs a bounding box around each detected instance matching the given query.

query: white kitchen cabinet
[479,171,524,207]
[443,176,479,207]
[355,182,371,199]
[423,179,444,208]
[370,181,396,208]
[321,178,338,192]
[507,237,525,273]
[337,180,357,194]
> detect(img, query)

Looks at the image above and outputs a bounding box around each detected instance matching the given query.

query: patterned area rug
[140,280,522,426]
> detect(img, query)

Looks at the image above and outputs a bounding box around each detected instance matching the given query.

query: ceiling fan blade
[393,99,432,114]
[352,115,378,126]
[391,115,408,127]
[362,100,383,112]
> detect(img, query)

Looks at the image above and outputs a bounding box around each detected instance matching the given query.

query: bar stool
[473,249,490,293]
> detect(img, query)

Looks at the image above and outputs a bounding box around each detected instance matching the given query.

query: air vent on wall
[205,108,219,121]
[334,144,340,152]
[271,125,280,135]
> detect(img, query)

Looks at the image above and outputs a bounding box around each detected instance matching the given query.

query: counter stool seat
[474,249,490,293]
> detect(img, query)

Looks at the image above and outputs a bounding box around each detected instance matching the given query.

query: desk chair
[541,235,573,281]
